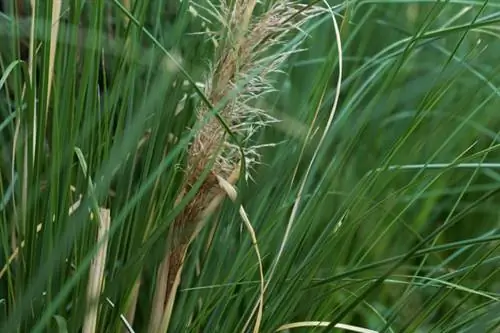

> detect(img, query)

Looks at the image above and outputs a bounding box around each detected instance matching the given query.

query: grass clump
[1,0,500,333]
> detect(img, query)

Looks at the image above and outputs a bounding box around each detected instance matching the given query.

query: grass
[1,0,500,332]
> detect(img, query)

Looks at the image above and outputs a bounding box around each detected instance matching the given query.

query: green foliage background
[1,0,499,332]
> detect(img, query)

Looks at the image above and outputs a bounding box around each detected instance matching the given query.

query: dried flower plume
[147,1,325,332]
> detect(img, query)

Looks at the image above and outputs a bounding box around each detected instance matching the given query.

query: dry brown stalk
[148,169,234,333]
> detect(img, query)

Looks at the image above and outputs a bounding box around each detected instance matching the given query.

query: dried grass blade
[83,208,111,333]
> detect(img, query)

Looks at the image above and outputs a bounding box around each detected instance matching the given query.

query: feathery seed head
[186,0,323,184]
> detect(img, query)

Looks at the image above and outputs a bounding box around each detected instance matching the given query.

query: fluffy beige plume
[147,1,324,332]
